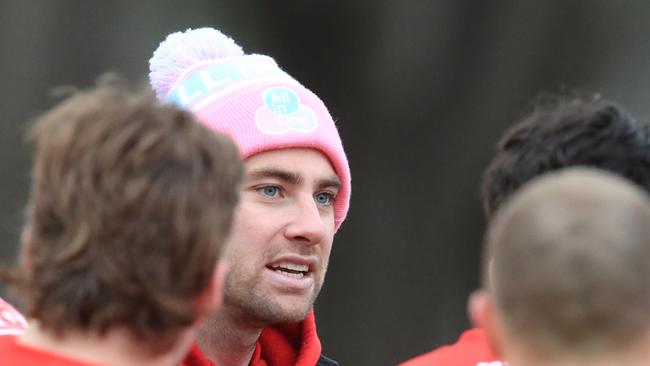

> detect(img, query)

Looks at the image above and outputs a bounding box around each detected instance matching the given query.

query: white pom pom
[149,27,245,99]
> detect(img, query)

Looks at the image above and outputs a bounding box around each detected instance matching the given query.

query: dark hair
[2,76,243,350]
[481,96,650,217]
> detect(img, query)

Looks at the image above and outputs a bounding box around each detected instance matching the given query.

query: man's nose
[283,196,327,245]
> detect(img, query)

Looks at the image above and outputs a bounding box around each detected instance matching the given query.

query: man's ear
[194,260,228,324]
[468,289,504,359]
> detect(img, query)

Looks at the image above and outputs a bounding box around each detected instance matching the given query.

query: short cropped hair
[485,168,650,357]
[481,96,650,218]
[2,76,242,348]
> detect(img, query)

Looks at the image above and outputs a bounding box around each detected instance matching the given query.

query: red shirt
[399,328,505,366]
[0,297,27,336]
[0,335,102,366]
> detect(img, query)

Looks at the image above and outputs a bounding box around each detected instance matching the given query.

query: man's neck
[510,356,650,366]
[196,307,264,366]
[506,339,650,366]
[19,321,194,366]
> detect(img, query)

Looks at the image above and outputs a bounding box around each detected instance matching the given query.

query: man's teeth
[278,271,304,278]
[278,262,308,272]
[271,262,309,277]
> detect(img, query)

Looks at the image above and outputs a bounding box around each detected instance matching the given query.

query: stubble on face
[222,242,328,326]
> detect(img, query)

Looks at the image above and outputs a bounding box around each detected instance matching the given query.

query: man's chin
[223,285,318,325]
[251,300,313,326]
[258,303,312,324]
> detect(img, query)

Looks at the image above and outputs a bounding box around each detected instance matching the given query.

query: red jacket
[183,309,335,366]
[399,328,504,366]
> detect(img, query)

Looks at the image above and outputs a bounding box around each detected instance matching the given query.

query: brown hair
[3,76,242,349]
[485,168,650,358]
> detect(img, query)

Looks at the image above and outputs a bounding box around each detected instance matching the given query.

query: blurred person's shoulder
[0,297,27,336]
[399,327,504,366]
[0,334,100,365]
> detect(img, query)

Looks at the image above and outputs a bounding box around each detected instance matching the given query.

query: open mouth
[266,262,310,279]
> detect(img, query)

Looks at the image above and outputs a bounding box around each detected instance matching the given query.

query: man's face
[222,148,339,325]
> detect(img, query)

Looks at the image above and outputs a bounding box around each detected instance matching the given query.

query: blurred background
[2,1,650,364]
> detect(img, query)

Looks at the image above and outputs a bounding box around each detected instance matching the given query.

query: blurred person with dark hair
[473,167,650,366]
[0,77,243,365]
[400,96,650,366]
[149,27,351,366]
[481,96,650,218]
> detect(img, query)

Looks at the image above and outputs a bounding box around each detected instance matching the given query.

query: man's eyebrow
[247,167,341,190]
[247,168,303,185]
[318,177,341,191]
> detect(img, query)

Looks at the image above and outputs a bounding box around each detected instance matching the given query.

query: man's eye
[258,186,280,198]
[314,192,334,206]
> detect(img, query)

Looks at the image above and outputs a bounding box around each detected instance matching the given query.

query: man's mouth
[266,262,310,278]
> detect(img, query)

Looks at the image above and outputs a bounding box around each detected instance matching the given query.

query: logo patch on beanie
[255,87,318,135]
[166,56,292,108]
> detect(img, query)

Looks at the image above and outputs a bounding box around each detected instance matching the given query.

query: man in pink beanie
[150,27,351,366]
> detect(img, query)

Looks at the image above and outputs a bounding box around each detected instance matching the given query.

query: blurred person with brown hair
[472,167,650,366]
[400,96,650,366]
[0,76,243,366]
[149,27,351,366]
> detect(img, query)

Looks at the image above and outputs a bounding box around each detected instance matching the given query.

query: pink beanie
[149,28,350,229]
